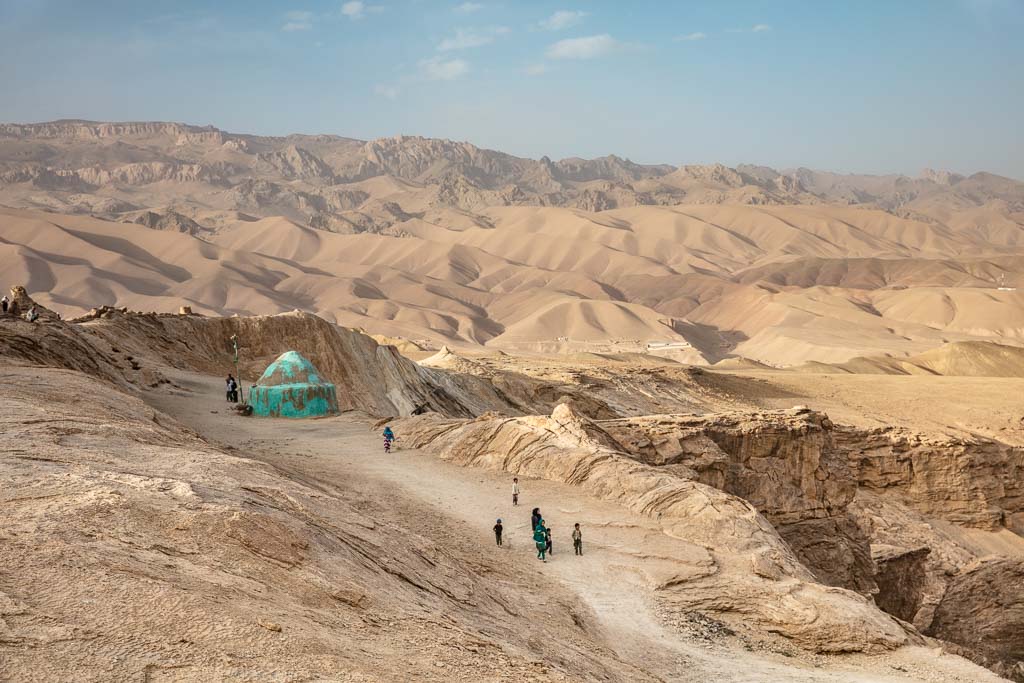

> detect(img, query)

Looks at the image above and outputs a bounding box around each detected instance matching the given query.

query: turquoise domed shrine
[248,351,340,418]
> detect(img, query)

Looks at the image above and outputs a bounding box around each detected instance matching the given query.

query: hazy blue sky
[1,0,1022,178]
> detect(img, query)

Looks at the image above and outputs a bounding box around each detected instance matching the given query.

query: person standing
[1,295,8,314]
[533,519,548,562]
[512,477,520,506]
[493,519,503,546]
[383,426,395,453]
[225,374,238,402]
[531,508,541,532]
[572,523,583,555]
[545,525,553,556]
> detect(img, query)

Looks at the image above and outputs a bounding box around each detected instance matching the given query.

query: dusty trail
[147,371,999,682]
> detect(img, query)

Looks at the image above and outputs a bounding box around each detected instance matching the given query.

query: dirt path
[146,371,1001,683]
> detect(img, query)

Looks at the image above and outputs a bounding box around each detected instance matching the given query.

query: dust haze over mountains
[1,119,1022,367]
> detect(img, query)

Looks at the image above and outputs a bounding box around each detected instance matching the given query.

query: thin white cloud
[374,84,399,99]
[419,56,470,80]
[455,2,483,12]
[438,26,509,51]
[282,10,313,31]
[525,63,548,76]
[674,32,706,42]
[342,1,382,19]
[546,34,617,59]
[342,1,364,18]
[539,10,588,31]
[728,24,772,34]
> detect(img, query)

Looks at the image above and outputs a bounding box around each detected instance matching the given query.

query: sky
[1,0,1022,178]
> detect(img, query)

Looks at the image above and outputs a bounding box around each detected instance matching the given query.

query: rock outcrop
[258,145,335,180]
[927,559,1024,682]
[394,404,911,653]
[598,411,875,594]
[836,426,1024,531]
[129,209,207,235]
[420,346,618,419]
[850,487,1024,677]
[0,287,127,386]
[850,490,980,629]
[872,544,932,623]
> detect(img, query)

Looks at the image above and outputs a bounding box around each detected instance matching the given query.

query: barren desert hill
[792,340,1024,377]
[2,202,1023,365]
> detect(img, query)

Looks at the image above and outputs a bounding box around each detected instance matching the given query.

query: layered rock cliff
[836,426,1024,531]
[598,411,876,594]
[393,404,911,653]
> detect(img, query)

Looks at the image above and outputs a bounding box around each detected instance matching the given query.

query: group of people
[1,295,38,322]
[370,430,583,559]
[493,480,583,562]
[225,374,239,403]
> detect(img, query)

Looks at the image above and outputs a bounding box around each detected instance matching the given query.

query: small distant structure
[645,341,692,351]
[248,351,339,418]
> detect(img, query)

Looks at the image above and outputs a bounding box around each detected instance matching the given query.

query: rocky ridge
[836,425,1024,531]
[598,411,876,595]
[2,120,1022,234]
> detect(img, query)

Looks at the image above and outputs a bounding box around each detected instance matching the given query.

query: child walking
[493,519,503,546]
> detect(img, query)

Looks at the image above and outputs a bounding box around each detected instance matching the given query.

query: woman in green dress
[533,518,548,561]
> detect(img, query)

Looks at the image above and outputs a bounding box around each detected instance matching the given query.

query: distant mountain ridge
[1,119,1021,235]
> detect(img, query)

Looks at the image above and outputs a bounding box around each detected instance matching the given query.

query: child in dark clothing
[493,519,503,546]
[545,526,552,556]
[573,523,583,555]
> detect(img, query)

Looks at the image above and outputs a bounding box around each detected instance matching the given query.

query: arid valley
[1,115,1023,682]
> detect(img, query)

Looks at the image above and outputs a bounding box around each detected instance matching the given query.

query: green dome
[248,351,339,418]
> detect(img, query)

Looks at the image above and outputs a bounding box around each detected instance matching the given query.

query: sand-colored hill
[2,202,1023,366]
[794,341,1024,377]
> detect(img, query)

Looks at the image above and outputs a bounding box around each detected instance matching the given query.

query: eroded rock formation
[872,544,931,623]
[598,411,875,594]
[836,426,1024,531]
[394,404,911,653]
[928,559,1024,682]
